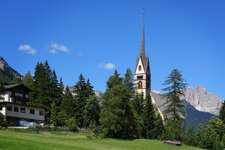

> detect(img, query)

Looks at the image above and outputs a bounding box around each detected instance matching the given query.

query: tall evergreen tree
[50,102,57,126]
[32,61,61,123]
[220,101,225,124]
[162,68,186,139]
[142,92,156,139]
[162,69,186,121]
[22,72,34,90]
[73,74,94,128]
[59,78,64,95]
[86,79,95,96]
[100,70,139,139]
[61,86,76,118]
[123,68,134,98]
[84,96,101,128]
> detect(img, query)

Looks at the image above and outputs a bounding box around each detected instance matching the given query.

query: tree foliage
[162,69,186,140]
[31,61,61,123]
[73,74,94,128]
[84,96,101,128]
[100,70,140,139]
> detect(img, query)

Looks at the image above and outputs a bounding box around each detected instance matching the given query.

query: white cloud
[49,43,69,54]
[19,44,36,55]
[99,62,116,70]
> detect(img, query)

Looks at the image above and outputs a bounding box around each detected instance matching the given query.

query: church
[133,14,172,121]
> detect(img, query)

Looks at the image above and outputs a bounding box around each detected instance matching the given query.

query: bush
[65,117,78,132]
[0,112,5,127]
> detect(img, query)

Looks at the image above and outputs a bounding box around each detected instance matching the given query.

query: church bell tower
[134,12,151,98]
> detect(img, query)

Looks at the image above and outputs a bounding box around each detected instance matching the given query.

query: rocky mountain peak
[0,56,23,82]
[183,86,222,115]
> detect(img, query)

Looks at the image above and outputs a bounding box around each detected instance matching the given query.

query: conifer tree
[84,96,101,128]
[73,74,94,128]
[162,69,186,121]
[123,69,134,98]
[50,102,57,126]
[142,92,156,139]
[22,72,34,90]
[162,69,186,140]
[32,61,61,123]
[61,86,76,118]
[100,70,139,139]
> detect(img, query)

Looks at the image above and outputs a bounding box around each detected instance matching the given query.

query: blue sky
[0,0,224,100]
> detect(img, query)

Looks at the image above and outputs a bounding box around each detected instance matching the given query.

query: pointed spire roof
[140,10,146,58]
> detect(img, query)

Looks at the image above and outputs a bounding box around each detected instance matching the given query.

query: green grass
[0,130,202,150]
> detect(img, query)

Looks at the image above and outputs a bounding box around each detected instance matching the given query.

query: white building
[0,84,45,126]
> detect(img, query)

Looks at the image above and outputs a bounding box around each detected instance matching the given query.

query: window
[138,81,142,89]
[138,65,142,71]
[20,107,26,113]
[30,109,35,115]
[137,76,143,80]
[15,92,23,97]
[39,110,44,116]
[14,107,19,112]
[7,106,12,111]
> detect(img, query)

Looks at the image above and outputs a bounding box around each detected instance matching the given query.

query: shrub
[65,117,78,132]
[0,112,5,127]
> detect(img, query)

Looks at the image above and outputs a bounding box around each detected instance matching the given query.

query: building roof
[4,84,31,92]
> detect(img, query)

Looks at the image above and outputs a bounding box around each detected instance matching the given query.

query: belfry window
[137,76,143,80]
[138,81,142,89]
[138,65,142,71]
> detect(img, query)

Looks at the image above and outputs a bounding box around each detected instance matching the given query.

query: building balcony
[2,103,45,121]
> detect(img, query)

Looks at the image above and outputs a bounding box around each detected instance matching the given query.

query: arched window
[138,65,142,71]
[138,81,142,89]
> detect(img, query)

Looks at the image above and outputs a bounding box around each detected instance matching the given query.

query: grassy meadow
[0,130,202,150]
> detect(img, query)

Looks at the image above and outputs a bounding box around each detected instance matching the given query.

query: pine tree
[142,92,156,139]
[22,72,34,90]
[59,78,64,95]
[50,102,57,126]
[132,93,144,116]
[32,61,61,123]
[84,96,101,128]
[61,86,76,118]
[220,101,225,124]
[73,74,94,128]
[86,79,95,96]
[162,69,186,140]
[100,70,139,139]
[123,69,134,98]
[162,69,186,121]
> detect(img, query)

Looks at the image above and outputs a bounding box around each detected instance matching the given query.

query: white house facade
[0,84,44,126]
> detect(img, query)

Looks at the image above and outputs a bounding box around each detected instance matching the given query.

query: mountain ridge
[0,56,23,83]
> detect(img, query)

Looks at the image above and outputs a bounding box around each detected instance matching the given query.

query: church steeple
[134,10,151,99]
[140,10,146,58]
